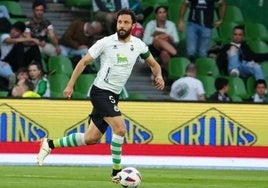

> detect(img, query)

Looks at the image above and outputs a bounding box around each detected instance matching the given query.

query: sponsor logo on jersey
[169,108,256,146]
[0,103,48,142]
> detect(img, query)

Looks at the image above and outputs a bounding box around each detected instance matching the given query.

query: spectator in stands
[28,61,50,98]
[0,60,16,90]
[16,67,29,82]
[0,5,10,19]
[169,63,205,101]
[59,19,103,57]
[216,25,265,80]
[178,0,226,62]
[92,0,129,34]
[0,21,42,72]
[24,0,61,56]
[247,79,268,103]
[128,0,153,25]
[7,67,30,97]
[208,77,231,102]
[143,6,179,79]
[11,78,41,98]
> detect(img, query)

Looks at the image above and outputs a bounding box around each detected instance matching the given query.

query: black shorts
[88,85,121,134]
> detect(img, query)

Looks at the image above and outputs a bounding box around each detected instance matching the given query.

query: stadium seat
[195,57,220,77]
[65,0,92,8]
[218,21,237,43]
[127,92,147,100]
[0,91,8,97]
[247,40,268,53]
[261,61,268,78]
[168,0,185,24]
[48,74,70,98]
[197,75,216,98]
[72,74,96,99]
[246,76,256,96]
[228,77,250,100]
[224,5,244,23]
[141,0,169,27]
[230,95,243,102]
[48,56,74,77]
[167,57,190,80]
[245,22,268,42]
[0,1,27,21]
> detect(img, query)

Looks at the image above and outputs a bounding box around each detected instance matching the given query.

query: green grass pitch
[0,165,268,188]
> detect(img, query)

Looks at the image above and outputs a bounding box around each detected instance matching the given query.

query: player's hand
[178,20,184,32]
[154,76,165,90]
[63,86,73,99]
[214,20,223,28]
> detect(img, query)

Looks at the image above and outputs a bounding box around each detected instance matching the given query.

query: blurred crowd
[0,0,268,103]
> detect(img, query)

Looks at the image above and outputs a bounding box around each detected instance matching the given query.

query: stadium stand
[72,74,96,99]
[224,5,244,23]
[48,56,73,77]
[12,0,268,101]
[48,74,69,98]
[197,75,216,99]
[167,57,190,80]
[195,57,220,77]
[228,77,250,100]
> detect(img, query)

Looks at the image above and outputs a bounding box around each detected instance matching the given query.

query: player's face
[256,83,266,96]
[28,65,41,80]
[10,28,22,38]
[33,5,44,19]
[116,14,133,40]
[232,29,244,43]
[11,79,25,97]
[155,7,167,22]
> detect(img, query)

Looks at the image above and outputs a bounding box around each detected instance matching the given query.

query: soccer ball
[119,167,142,188]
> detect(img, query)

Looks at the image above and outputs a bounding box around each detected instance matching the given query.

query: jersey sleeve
[139,41,150,59]
[197,80,206,95]
[88,37,107,59]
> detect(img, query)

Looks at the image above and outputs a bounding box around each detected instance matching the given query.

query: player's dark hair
[215,77,229,90]
[154,5,168,14]
[117,8,136,24]
[12,21,26,33]
[23,79,35,91]
[32,0,46,10]
[233,25,245,35]
[29,61,42,71]
[254,79,267,88]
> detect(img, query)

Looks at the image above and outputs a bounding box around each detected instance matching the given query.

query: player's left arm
[145,54,165,90]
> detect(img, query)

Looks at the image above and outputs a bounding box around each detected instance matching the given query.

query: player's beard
[117,28,132,40]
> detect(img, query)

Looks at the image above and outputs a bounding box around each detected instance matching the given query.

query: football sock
[111,134,124,170]
[52,133,86,148]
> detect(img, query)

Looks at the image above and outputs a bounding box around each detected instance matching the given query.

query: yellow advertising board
[0,99,267,147]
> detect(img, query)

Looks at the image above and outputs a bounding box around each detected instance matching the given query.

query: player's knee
[228,46,238,56]
[84,137,99,145]
[114,126,126,137]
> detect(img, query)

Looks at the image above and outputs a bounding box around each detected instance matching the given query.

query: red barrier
[0,142,268,158]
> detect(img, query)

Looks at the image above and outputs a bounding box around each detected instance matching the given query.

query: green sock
[111,134,124,170]
[53,133,86,148]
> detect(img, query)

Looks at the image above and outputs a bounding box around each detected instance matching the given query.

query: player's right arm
[145,54,165,90]
[63,53,93,99]
[178,1,188,32]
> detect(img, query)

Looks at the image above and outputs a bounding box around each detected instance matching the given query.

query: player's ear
[131,23,135,30]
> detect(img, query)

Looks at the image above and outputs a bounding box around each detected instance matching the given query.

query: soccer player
[37,8,165,183]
